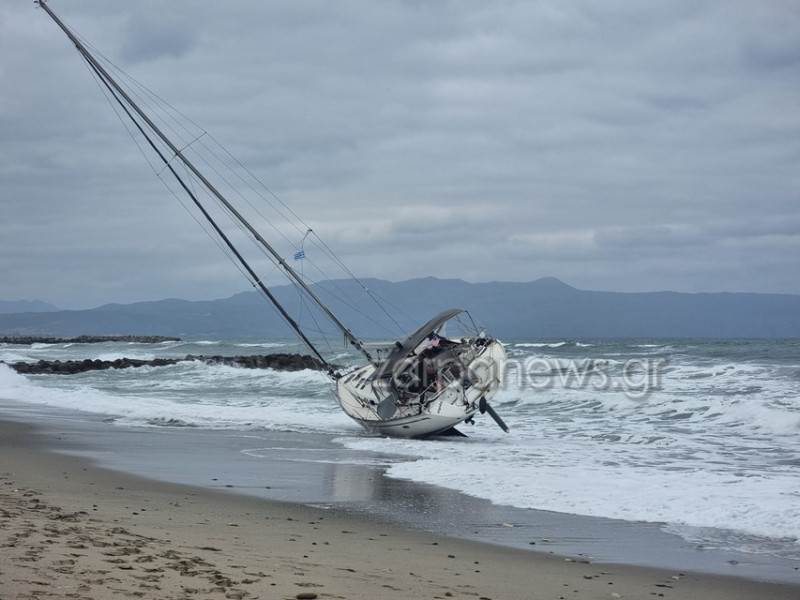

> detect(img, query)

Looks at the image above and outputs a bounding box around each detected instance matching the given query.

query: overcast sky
[2,1,799,309]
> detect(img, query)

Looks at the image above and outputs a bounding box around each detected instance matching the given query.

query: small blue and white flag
[293,250,306,260]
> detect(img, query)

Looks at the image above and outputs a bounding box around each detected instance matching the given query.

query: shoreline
[5,398,798,584]
[1,417,799,599]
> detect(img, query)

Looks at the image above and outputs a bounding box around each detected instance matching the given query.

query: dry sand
[1,419,798,600]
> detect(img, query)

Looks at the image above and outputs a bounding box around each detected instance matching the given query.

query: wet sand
[2,419,798,600]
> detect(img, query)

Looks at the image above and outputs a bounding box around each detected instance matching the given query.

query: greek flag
[293,250,306,260]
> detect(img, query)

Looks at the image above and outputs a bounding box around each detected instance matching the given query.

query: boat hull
[336,338,507,438]
[347,410,480,438]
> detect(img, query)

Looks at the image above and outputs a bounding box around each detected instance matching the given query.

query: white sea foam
[0,360,343,433]
[95,351,157,361]
[339,339,800,558]
[378,441,800,541]
[514,342,568,348]
[3,339,800,561]
[343,423,800,550]
[0,350,32,363]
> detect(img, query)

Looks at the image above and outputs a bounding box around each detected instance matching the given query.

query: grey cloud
[594,226,708,249]
[2,1,798,308]
[118,13,196,64]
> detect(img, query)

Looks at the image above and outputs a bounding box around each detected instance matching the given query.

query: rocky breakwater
[4,353,327,375]
[0,336,181,345]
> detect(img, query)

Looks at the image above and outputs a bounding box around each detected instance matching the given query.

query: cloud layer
[2,1,798,308]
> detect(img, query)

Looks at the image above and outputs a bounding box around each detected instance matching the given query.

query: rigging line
[180,143,305,255]
[93,46,207,147]
[215,184,406,336]
[156,133,209,178]
[82,55,255,295]
[208,192,293,277]
[291,284,339,357]
[185,135,317,263]
[295,231,307,327]
[176,132,208,155]
[87,43,200,148]
[112,96,290,254]
[69,43,332,371]
[171,160,296,307]
[202,141,361,285]
[95,68,405,340]
[301,276,405,338]
[81,52,213,242]
[168,160,245,266]
[74,17,398,335]
[89,61,304,250]
[191,137,398,314]
[266,242,407,339]
[305,231,408,333]
[157,170,253,284]
[130,114,309,270]
[81,58,261,297]
[296,253,408,337]
[88,78,246,276]
[267,256,395,340]
[80,53,248,284]
[42,5,306,264]
[288,247,344,356]
[80,55,163,177]
[121,73,197,141]
[40,0,374,365]
[204,133,312,238]
[69,28,202,156]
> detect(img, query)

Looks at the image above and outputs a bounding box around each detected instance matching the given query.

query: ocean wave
[236,342,290,349]
[4,338,800,562]
[514,342,568,348]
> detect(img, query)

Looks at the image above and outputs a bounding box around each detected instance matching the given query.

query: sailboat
[38,1,509,438]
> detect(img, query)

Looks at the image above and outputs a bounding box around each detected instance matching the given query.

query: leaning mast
[37,0,376,368]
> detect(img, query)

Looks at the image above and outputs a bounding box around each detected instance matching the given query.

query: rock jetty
[3,353,327,375]
[0,335,181,345]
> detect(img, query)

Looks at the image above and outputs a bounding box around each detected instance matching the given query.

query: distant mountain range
[0,300,61,314]
[1,277,799,339]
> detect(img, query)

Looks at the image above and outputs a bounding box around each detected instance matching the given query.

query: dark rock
[2,353,328,375]
[199,353,326,371]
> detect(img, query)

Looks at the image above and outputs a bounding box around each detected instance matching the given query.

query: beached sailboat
[38,1,508,438]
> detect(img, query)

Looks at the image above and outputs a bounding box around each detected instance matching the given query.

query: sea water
[1,337,799,565]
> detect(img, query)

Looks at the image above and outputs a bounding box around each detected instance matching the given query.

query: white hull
[347,410,480,438]
[336,338,507,438]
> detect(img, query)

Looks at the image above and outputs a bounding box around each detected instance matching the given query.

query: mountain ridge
[0,300,61,314]
[1,277,798,339]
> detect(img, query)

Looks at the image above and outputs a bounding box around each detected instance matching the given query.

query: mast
[37,0,377,367]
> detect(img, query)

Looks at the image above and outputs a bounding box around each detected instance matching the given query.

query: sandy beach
[1,419,798,600]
